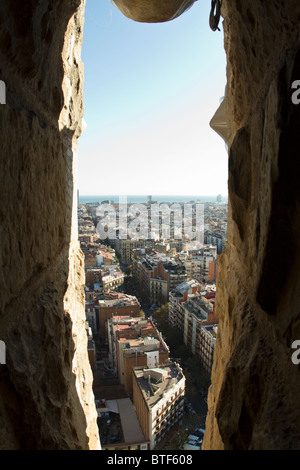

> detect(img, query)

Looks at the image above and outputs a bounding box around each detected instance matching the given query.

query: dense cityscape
[78,195,227,450]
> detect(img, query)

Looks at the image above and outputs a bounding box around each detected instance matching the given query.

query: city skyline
[78,0,228,197]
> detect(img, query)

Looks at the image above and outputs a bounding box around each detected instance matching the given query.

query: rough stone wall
[0,0,100,449]
[203,0,300,450]
[1,0,300,451]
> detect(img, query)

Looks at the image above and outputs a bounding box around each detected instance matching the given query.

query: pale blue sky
[77,0,228,197]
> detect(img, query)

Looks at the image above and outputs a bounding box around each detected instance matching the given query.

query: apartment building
[133,252,187,304]
[182,290,218,374]
[154,242,169,255]
[149,277,168,305]
[114,238,146,265]
[85,267,124,293]
[78,233,99,244]
[205,230,226,254]
[165,260,187,291]
[183,245,217,282]
[107,316,170,393]
[208,259,218,282]
[169,283,218,374]
[83,246,118,269]
[168,240,183,252]
[85,267,103,289]
[132,363,185,450]
[85,299,97,334]
[168,279,203,328]
[196,324,218,373]
[96,248,116,266]
[101,270,125,291]
[98,293,141,340]
[84,251,98,267]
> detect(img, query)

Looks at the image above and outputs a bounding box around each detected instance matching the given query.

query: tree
[185,357,211,390]
[125,264,132,276]
[154,303,169,328]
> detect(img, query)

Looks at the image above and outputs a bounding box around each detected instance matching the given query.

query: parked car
[193,430,203,438]
[196,428,205,434]
[183,443,201,451]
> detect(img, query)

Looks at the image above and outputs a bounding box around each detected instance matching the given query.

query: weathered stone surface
[111,0,197,23]
[0,0,99,449]
[1,0,300,451]
[203,0,300,450]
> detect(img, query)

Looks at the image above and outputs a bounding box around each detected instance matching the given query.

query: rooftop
[99,292,140,308]
[177,279,200,293]
[111,317,154,333]
[120,337,161,354]
[133,363,184,408]
[102,272,124,283]
[202,324,218,339]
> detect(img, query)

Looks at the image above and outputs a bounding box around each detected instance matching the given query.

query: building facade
[168,279,203,328]
[114,238,146,265]
[169,282,218,374]
[133,252,187,305]
[107,316,170,394]
[98,293,141,340]
[132,364,185,450]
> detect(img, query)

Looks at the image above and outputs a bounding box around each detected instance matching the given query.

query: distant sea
[79,195,227,205]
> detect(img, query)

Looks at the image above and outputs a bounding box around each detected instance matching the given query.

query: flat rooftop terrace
[134,364,184,408]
